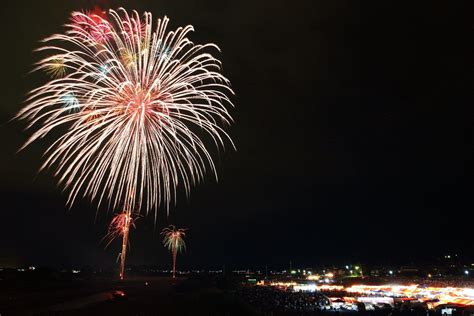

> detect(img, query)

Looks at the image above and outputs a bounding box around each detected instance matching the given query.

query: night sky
[0,1,472,270]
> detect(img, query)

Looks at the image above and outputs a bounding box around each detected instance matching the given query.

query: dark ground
[0,275,254,316]
[2,273,470,316]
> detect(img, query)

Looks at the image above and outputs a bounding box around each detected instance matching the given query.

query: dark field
[0,275,254,316]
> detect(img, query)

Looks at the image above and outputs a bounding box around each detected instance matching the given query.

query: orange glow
[345,285,474,306]
[260,282,474,307]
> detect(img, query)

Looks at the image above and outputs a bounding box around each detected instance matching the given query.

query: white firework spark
[17,8,234,215]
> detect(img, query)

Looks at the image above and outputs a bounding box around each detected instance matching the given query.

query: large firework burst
[161,225,187,278]
[18,8,234,214]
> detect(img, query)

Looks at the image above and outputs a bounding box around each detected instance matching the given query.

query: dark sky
[0,1,472,270]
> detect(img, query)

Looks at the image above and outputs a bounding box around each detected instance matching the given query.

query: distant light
[291,270,296,274]
[355,266,360,270]
[345,265,350,269]
[465,270,469,275]
[428,274,432,278]
[389,270,393,275]
[293,283,318,292]
[72,269,81,274]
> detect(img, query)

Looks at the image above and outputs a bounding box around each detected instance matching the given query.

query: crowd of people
[235,283,474,316]
[418,278,474,289]
[236,285,330,314]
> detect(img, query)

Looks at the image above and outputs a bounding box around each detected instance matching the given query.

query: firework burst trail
[118,210,131,280]
[161,225,186,278]
[17,8,234,279]
[102,210,136,279]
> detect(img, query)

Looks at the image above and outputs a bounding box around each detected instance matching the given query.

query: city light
[264,282,474,307]
[345,285,474,306]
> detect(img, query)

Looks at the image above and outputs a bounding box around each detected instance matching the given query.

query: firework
[102,211,137,279]
[161,225,186,278]
[70,7,111,44]
[17,8,234,278]
[44,58,66,78]
[18,8,234,212]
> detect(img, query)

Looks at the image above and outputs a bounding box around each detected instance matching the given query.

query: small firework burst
[44,58,66,78]
[70,8,111,44]
[120,49,138,68]
[60,92,81,112]
[103,211,138,279]
[98,64,110,75]
[161,225,187,278]
[103,211,137,247]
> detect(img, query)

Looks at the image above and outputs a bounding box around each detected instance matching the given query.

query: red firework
[103,212,136,247]
[70,7,111,44]
[103,211,137,279]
